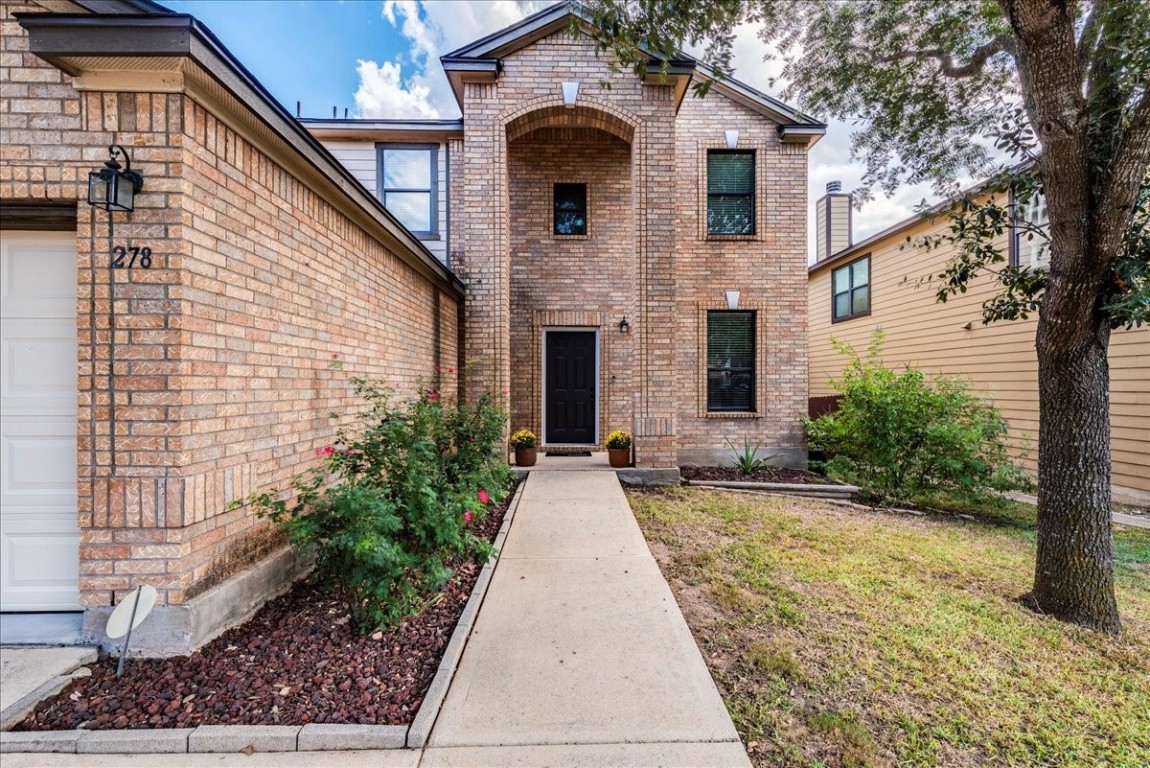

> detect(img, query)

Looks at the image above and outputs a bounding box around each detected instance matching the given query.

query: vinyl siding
[320,140,449,265]
[809,203,1149,501]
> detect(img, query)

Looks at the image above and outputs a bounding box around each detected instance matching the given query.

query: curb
[0,480,527,755]
[0,651,98,732]
[686,480,859,499]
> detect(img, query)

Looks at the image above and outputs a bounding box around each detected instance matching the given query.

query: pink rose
[464,511,474,524]
[316,446,335,457]
[478,489,490,505]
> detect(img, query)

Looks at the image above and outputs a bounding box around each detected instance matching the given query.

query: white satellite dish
[105,585,157,676]
[106,584,157,639]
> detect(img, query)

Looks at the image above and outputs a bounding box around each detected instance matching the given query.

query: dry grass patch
[627,487,1150,768]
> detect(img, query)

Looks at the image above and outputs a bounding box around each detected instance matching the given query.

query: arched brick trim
[504,97,639,143]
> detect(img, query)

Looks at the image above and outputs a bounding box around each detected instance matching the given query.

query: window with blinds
[707,311,755,412]
[707,150,755,235]
[379,144,437,236]
[832,256,870,321]
[554,183,587,235]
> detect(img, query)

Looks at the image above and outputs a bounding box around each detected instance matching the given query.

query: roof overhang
[302,119,465,143]
[16,11,464,300]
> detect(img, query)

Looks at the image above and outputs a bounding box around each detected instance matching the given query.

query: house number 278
[111,245,153,269]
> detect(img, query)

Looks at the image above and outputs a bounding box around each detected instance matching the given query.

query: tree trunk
[1031,306,1121,633]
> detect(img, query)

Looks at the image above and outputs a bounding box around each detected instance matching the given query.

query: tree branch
[1109,89,1150,199]
[1076,0,1104,77]
[871,35,1016,77]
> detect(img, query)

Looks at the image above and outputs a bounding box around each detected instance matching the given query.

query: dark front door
[545,331,597,444]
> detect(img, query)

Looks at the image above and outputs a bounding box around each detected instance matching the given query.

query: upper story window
[832,255,870,322]
[706,310,756,413]
[1012,190,1049,269]
[554,183,587,235]
[707,150,755,236]
[379,144,438,237]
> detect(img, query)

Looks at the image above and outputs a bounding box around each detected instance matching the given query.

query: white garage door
[0,231,80,611]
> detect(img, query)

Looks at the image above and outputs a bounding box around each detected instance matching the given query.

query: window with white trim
[1012,191,1049,269]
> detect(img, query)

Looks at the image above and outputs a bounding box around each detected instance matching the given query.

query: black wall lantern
[618,315,630,334]
[88,145,144,213]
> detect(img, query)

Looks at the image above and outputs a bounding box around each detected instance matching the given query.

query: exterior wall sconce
[726,290,740,310]
[88,145,143,213]
[562,81,579,108]
[725,130,740,149]
[618,315,630,333]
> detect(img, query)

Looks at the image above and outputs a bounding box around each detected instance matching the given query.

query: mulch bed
[680,464,839,485]
[15,481,519,732]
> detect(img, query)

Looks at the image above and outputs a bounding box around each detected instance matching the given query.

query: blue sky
[164,0,937,254]
[165,1,408,119]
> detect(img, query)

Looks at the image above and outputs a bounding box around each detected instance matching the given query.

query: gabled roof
[440,0,825,142]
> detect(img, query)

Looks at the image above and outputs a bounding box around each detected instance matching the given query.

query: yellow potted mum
[509,429,538,467]
[606,430,632,468]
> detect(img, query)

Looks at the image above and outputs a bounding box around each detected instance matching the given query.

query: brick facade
[1,0,460,625]
[450,26,812,466]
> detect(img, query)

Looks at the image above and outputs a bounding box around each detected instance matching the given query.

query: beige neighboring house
[808,184,1150,505]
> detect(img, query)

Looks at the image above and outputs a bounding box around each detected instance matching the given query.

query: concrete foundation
[677,445,808,469]
[81,546,309,657]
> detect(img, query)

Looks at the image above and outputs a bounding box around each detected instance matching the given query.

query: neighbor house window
[1012,190,1049,269]
[707,150,755,235]
[554,183,587,235]
[832,256,870,321]
[379,144,437,236]
[707,311,755,412]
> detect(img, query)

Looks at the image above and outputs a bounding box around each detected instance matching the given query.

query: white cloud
[356,0,551,119]
[354,59,439,119]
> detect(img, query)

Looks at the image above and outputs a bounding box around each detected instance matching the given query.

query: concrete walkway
[1,470,748,767]
[421,469,749,766]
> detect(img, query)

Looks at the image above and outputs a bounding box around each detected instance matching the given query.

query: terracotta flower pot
[608,447,630,468]
[514,446,537,467]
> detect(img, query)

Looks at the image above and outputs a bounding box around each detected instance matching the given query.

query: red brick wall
[454,26,810,462]
[1,0,460,608]
[672,94,810,455]
[507,127,635,442]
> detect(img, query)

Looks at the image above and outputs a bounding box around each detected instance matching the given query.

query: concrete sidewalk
[421,470,750,766]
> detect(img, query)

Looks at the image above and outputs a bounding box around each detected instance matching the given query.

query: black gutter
[17,12,465,299]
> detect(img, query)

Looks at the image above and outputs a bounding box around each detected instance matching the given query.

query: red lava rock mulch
[680,464,839,485]
[15,481,518,732]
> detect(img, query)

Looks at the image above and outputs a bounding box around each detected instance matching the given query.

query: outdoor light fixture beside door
[618,315,630,334]
[88,145,143,213]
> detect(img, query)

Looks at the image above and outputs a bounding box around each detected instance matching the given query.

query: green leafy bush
[242,377,511,632]
[805,333,1030,502]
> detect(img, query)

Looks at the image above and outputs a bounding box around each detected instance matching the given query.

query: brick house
[0,0,822,650]
[304,1,825,470]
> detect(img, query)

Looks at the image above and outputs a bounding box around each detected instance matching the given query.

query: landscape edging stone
[0,479,527,754]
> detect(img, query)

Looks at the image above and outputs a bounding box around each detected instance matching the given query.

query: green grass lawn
[628,488,1150,768]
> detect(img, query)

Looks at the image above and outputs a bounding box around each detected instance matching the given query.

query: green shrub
[241,377,511,632]
[725,437,777,475]
[805,333,1030,502]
